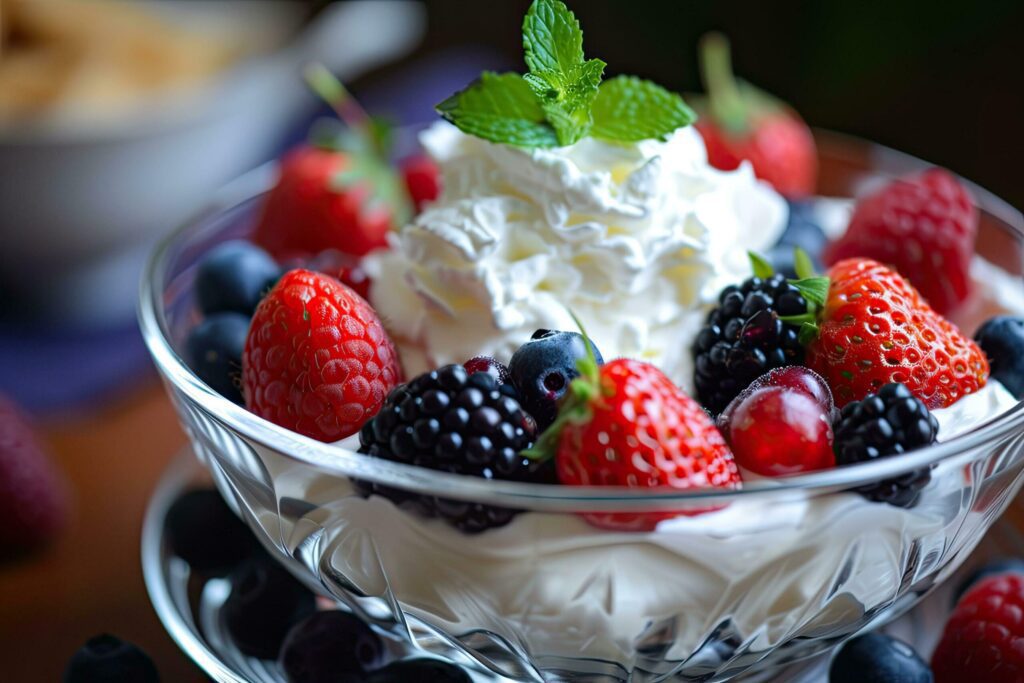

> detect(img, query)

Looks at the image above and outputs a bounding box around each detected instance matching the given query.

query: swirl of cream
[365,122,787,386]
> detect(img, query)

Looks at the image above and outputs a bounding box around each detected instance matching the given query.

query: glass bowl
[139,132,1024,682]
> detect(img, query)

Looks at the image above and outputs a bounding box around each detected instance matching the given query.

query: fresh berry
[693,33,816,197]
[243,269,402,442]
[195,240,281,316]
[365,659,471,683]
[186,313,250,404]
[357,364,550,532]
[718,367,835,476]
[0,395,68,553]
[829,632,932,683]
[223,557,317,659]
[304,249,373,301]
[954,558,1024,605]
[768,199,827,278]
[463,356,511,387]
[975,316,1024,398]
[400,154,441,213]
[932,573,1024,682]
[279,611,384,683]
[832,383,938,507]
[164,488,260,574]
[541,357,741,531]
[509,329,604,430]
[692,270,810,414]
[806,258,989,408]
[824,169,977,315]
[64,634,159,683]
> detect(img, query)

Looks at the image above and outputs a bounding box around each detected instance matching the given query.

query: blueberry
[64,634,159,683]
[953,557,1024,604]
[279,611,384,683]
[164,488,260,574]
[365,659,472,683]
[769,199,827,278]
[185,313,250,403]
[223,557,317,659]
[829,632,932,683]
[195,240,280,316]
[509,330,604,430]
[975,316,1024,398]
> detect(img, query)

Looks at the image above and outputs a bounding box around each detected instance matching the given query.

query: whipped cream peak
[367,122,787,383]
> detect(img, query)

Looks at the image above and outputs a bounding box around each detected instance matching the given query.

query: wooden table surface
[0,380,206,683]
[2,379,1022,683]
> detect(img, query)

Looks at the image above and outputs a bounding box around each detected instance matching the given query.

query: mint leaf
[747,251,775,280]
[525,59,605,145]
[591,76,697,143]
[522,0,584,76]
[437,72,558,148]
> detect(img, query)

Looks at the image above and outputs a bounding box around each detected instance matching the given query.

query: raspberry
[832,383,938,507]
[692,273,809,414]
[242,269,402,442]
[357,365,552,533]
[824,168,977,315]
[933,573,1024,682]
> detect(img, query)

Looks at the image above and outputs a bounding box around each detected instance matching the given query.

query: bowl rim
[138,128,1024,510]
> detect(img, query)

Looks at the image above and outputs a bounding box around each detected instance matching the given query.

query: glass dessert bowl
[139,132,1024,682]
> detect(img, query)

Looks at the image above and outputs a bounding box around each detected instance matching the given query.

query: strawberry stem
[699,32,748,134]
[303,63,380,154]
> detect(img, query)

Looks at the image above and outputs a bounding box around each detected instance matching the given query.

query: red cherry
[720,366,834,427]
[723,386,835,476]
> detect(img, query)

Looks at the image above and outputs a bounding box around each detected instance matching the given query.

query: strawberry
[242,269,403,442]
[0,395,69,552]
[252,66,411,261]
[531,355,741,531]
[932,573,1024,682]
[824,168,977,315]
[806,258,988,409]
[692,33,816,198]
[399,154,441,214]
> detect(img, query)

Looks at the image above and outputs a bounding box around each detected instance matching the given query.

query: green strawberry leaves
[748,249,829,345]
[438,0,695,148]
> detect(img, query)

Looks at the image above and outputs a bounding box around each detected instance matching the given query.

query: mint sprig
[438,0,695,148]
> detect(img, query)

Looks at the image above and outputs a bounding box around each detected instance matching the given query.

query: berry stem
[303,63,380,154]
[699,32,748,134]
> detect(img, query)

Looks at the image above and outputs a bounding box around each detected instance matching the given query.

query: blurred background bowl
[0,0,424,329]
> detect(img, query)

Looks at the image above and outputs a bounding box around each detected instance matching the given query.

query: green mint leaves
[438,0,695,148]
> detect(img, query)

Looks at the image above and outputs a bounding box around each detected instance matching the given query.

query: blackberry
[692,273,809,414]
[357,364,551,533]
[833,383,938,508]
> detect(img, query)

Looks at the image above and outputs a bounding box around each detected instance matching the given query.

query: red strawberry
[824,168,978,315]
[253,67,411,260]
[538,357,741,531]
[806,258,988,409]
[932,573,1024,682]
[242,269,402,442]
[692,33,816,197]
[0,395,69,552]
[253,145,408,260]
[400,154,441,213]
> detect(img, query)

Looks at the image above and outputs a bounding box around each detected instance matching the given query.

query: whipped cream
[366,122,786,385]
[934,380,1018,441]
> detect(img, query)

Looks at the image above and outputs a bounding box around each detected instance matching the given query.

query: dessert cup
[139,132,1024,682]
